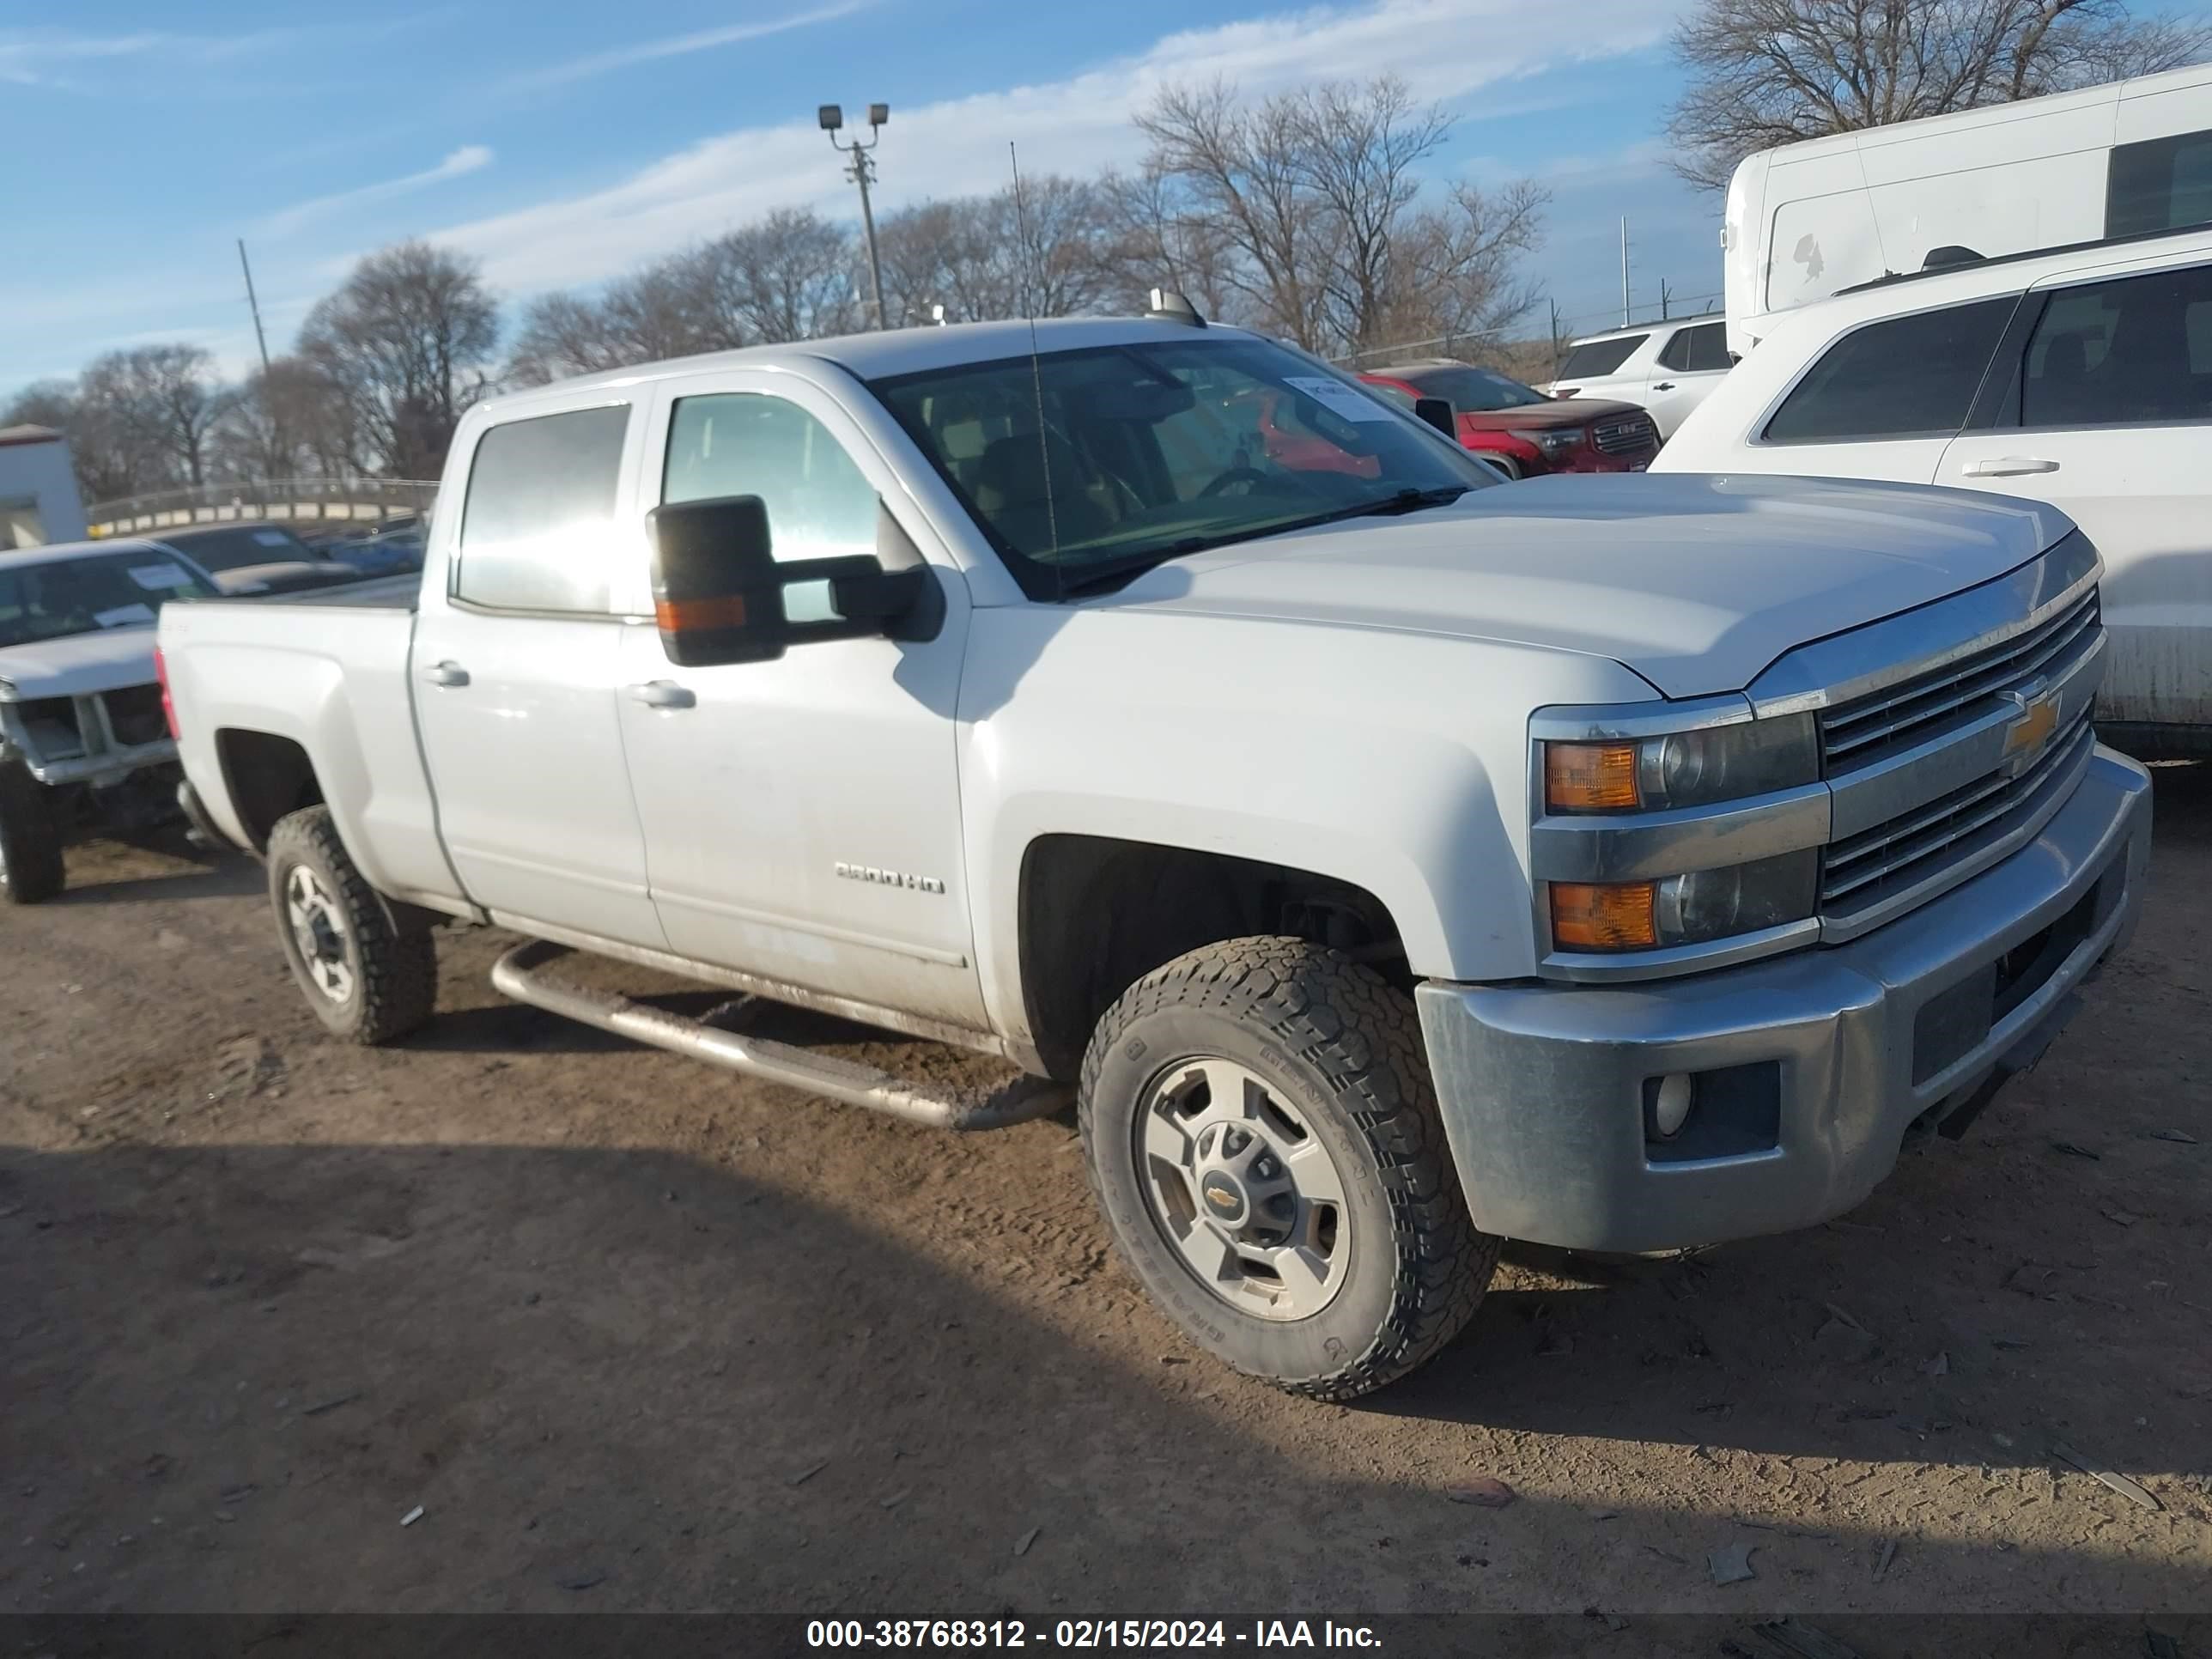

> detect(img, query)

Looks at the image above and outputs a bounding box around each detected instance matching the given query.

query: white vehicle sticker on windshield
[94,603,159,629]
[1283,375,1393,422]
[128,562,194,592]
[253,529,293,547]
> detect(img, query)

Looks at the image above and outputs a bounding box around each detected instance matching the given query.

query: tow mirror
[646,494,939,668]
[1412,397,1457,438]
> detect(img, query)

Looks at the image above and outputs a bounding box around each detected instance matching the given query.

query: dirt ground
[3,769,2209,1633]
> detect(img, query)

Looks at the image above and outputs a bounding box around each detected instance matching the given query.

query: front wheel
[1079,938,1498,1400]
[266,805,437,1044]
[0,760,65,904]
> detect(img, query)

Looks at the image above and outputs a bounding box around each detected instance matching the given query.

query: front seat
[969,434,1113,556]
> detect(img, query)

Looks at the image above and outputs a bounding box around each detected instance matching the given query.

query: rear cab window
[1760,296,2018,444]
[453,404,631,612]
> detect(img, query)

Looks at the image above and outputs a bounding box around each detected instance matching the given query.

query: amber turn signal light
[1550,881,1659,951]
[1545,741,1639,811]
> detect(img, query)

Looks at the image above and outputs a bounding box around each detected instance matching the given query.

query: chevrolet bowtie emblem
[2002,687,2061,763]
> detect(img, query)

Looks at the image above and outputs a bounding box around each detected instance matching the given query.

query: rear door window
[454,405,630,612]
[1761,296,2017,444]
[1659,322,1731,373]
[1557,336,1645,379]
[2008,262,2212,428]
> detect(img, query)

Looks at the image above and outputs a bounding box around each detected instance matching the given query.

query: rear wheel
[266,806,436,1044]
[0,760,65,905]
[1079,937,1497,1400]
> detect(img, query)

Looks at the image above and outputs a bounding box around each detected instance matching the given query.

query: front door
[1937,257,2212,729]
[615,371,984,1029]
[1641,320,1732,440]
[410,397,667,947]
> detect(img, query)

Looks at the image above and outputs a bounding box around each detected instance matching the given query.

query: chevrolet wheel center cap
[1200,1172,1247,1224]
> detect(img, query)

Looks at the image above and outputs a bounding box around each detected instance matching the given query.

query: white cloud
[261,145,495,240]
[0,22,368,90]
[500,2,874,94]
[422,0,1681,297]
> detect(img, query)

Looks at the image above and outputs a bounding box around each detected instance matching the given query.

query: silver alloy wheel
[1133,1056,1352,1322]
[284,865,356,1003]
[0,828,9,886]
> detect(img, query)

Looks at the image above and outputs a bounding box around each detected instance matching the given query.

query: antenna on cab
[1010,141,1061,568]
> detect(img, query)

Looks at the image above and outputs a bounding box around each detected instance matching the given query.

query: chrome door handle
[420,661,470,688]
[1961,457,2059,477]
[626,680,696,710]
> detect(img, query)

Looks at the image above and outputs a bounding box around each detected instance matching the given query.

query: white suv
[1656,224,2212,757]
[1544,317,1733,439]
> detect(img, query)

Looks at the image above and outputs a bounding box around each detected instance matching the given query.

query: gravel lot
[3,766,2209,1630]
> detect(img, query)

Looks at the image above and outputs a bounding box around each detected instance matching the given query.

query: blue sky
[2,0,1719,395]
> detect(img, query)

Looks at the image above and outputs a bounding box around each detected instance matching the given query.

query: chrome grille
[1591,414,1657,456]
[1820,589,2099,772]
[1816,585,2103,927]
[1820,714,2093,915]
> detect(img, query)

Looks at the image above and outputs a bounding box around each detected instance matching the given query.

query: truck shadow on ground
[2,1138,2206,1629]
[54,834,260,907]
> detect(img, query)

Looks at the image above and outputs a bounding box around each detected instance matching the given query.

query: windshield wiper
[1056,486,1474,600]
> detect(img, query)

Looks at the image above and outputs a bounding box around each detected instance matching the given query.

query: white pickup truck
[159,312,2152,1399]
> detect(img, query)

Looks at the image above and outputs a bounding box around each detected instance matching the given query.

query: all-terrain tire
[1079,937,1498,1400]
[0,759,65,904]
[266,805,437,1044]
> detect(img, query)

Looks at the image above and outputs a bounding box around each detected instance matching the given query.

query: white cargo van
[1723,62,2212,357]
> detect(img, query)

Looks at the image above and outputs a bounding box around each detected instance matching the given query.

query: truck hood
[1095,473,2074,698]
[0,626,160,700]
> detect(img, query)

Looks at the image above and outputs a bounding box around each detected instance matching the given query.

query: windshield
[0,550,220,648]
[870,336,1496,595]
[1557,335,1645,379]
[156,525,318,573]
[1398,366,1551,411]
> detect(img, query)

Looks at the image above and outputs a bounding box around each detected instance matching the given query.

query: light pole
[821,102,890,330]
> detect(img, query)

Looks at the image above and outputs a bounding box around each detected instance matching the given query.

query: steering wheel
[1199,465,1273,499]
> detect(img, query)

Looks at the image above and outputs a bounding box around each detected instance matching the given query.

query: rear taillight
[154,646,179,739]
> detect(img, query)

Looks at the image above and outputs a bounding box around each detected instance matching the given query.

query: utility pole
[1620,218,1630,328]
[237,239,272,376]
[821,103,890,330]
[1548,297,1563,380]
[1660,277,1672,321]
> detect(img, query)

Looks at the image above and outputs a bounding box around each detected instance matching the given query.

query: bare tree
[1667,0,2212,190]
[878,178,1118,325]
[1138,79,1334,348]
[299,240,499,478]
[691,209,860,344]
[1097,163,1241,320]
[507,260,725,386]
[210,356,359,482]
[1135,76,1548,356]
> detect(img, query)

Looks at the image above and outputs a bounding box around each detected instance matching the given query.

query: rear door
[1937,255,2212,730]
[1641,321,1732,440]
[409,394,668,946]
[1748,294,2020,485]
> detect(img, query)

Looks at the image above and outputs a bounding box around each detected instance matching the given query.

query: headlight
[1544,713,1818,813]
[1550,850,1819,952]
[1508,427,1584,457]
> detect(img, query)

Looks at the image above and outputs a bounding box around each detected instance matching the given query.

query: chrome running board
[489,939,1067,1131]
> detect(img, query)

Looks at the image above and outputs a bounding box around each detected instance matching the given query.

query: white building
[0,425,89,549]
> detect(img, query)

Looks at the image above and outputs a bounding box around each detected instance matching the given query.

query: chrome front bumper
[1417,747,2151,1253]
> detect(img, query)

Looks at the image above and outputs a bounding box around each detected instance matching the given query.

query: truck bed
[158,580,463,912]
[183,573,422,611]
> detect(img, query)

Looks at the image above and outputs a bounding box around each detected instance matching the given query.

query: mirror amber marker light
[1545,741,1639,811]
